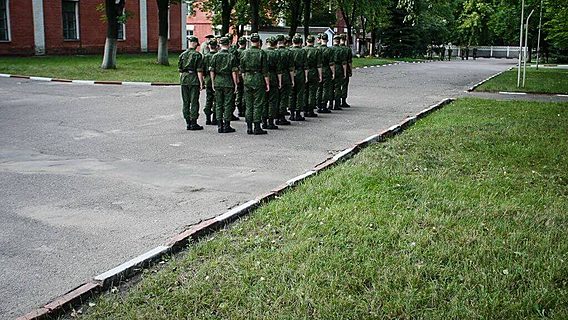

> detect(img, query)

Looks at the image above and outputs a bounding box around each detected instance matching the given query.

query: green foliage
[476,67,568,94]
[544,0,568,49]
[457,0,493,46]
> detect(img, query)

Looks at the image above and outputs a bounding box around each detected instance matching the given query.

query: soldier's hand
[266,84,270,92]
[319,76,323,83]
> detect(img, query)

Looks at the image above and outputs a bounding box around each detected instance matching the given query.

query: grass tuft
[476,67,568,94]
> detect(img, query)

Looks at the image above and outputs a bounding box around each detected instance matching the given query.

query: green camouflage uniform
[332,42,346,104]
[319,42,335,108]
[290,43,307,114]
[240,45,269,124]
[341,43,353,104]
[277,41,294,118]
[209,48,238,122]
[203,48,217,119]
[304,43,322,114]
[265,44,283,121]
[235,44,246,116]
[178,47,204,122]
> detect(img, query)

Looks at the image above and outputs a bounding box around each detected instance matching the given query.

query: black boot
[223,121,236,133]
[289,111,297,121]
[284,110,291,116]
[305,110,318,117]
[247,122,253,135]
[188,119,204,131]
[206,114,212,125]
[231,114,240,121]
[342,98,351,108]
[217,120,224,133]
[327,101,334,112]
[295,110,305,121]
[253,122,268,135]
[266,118,279,130]
[333,99,343,110]
[318,106,331,114]
[211,113,218,125]
[185,119,191,130]
[276,116,291,125]
[262,118,269,129]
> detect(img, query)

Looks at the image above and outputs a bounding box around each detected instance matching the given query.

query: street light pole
[536,0,544,70]
[517,0,525,87]
[523,9,534,87]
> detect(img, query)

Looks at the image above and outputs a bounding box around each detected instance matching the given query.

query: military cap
[215,34,221,39]
[340,34,347,40]
[225,32,233,40]
[238,37,247,45]
[333,34,341,41]
[219,36,230,45]
[205,34,214,39]
[267,36,278,45]
[208,39,218,47]
[306,35,315,43]
[321,33,329,41]
[250,33,260,42]
[276,34,285,42]
[284,35,292,42]
[292,35,303,44]
[316,33,322,40]
[188,36,199,43]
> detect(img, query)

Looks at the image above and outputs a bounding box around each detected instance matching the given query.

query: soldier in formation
[179,32,352,135]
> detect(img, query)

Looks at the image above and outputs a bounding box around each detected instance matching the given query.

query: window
[117,22,125,40]
[0,0,10,41]
[117,9,125,40]
[62,0,79,40]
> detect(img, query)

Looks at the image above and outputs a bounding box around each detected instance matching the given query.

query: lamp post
[517,0,525,88]
[523,9,534,87]
[536,0,544,70]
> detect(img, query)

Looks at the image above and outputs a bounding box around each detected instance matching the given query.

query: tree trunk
[221,0,231,35]
[102,37,118,69]
[303,0,311,40]
[370,29,377,56]
[288,0,302,37]
[157,0,169,66]
[250,0,260,33]
[101,0,123,69]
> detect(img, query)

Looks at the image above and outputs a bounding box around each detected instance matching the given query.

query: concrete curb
[466,66,514,92]
[353,60,434,70]
[0,73,177,87]
[2,60,435,86]
[19,97,455,320]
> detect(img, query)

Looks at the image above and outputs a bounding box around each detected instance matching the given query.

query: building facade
[0,0,188,56]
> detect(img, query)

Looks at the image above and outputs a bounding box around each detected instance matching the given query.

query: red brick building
[0,0,188,56]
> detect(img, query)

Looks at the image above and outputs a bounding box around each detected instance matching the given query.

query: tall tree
[288,0,303,37]
[337,0,358,46]
[250,0,261,32]
[303,0,312,40]
[101,0,126,69]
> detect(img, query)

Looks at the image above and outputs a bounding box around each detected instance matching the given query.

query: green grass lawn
[0,54,180,83]
[476,68,568,94]
[81,98,568,319]
[0,54,411,82]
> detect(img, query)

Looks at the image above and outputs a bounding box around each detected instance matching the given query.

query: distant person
[209,37,239,133]
[465,47,470,60]
[178,36,205,131]
[440,46,445,61]
[447,47,453,61]
[201,34,214,55]
[235,37,247,117]
[473,47,478,60]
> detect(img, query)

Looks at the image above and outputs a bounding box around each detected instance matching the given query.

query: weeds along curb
[466,66,514,92]
[0,61,434,87]
[17,97,454,320]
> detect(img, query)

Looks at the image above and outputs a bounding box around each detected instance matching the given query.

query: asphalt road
[0,58,515,319]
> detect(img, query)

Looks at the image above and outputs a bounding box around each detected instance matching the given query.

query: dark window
[117,22,125,40]
[62,0,78,40]
[0,0,9,41]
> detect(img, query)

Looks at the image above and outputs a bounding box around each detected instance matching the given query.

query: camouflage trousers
[181,84,200,121]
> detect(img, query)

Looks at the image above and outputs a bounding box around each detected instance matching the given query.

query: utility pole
[517,0,525,88]
[523,9,534,87]
[536,0,544,70]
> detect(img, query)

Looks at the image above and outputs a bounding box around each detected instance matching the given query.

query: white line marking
[0,73,10,78]
[499,91,527,95]
[72,80,95,85]
[30,76,52,81]
[123,82,152,86]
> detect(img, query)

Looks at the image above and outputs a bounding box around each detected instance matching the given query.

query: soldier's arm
[262,52,270,92]
[231,58,239,90]
[196,55,205,90]
[177,53,184,73]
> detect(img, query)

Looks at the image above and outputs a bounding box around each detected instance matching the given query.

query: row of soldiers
[178,32,353,134]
